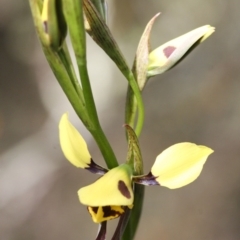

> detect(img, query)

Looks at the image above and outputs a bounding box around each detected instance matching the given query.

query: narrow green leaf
[29,0,91,127]
[91,0,108,22]
[83,0,145,136]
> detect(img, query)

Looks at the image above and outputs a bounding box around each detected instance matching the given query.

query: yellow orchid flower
[59,113,213,224]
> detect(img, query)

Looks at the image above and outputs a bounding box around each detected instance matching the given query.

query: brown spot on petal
[118,180,131,199]
[163,46,176,58]
[43,21,48,33]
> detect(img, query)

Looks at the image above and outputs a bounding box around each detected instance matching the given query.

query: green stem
[122,185,145,240]
[78,63,118,169]
[63,0,118,168]
[125,86,138,130]
[126,72,144,137]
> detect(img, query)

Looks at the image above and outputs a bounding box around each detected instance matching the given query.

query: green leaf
[29,0,91,127]
[83,0,145,136]
[91,0,108,22]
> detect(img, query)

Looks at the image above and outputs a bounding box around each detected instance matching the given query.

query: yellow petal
[151,143,213,189]
[59,113,91,168]
[147,25,215,76]
[79,164,133,206]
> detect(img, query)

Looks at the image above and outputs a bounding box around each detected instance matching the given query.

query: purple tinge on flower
[163,46,177,58]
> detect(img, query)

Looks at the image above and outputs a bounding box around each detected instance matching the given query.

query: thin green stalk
[125,86,137,128]
[122,185,144,240]
[63,0,118,168]
[78,61,118,169]
[126,72,144,137]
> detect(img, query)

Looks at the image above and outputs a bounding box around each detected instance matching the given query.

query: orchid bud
[41,0,67,50]
[147,25,215,77]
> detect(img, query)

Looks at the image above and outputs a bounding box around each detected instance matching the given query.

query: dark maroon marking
[86,159,108,175]
[102,206,122,218]
[43,21,48,33]
[132,172,160,186]
[118,180,131,199]
[163,46,176,58]
[96,221,107,240]
[89,206,99,214]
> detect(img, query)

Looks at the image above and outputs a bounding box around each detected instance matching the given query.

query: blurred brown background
[1,1,240,239]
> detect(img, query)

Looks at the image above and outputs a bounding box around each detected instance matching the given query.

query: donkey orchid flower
[59,113,213,226]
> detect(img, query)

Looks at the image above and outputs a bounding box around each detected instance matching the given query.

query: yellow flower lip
[78,164,134,207]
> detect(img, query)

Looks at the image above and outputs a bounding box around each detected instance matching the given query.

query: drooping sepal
[151,143,214,189]
[59,113,107,174]
[79,164,134,207]
[147,25,215,77]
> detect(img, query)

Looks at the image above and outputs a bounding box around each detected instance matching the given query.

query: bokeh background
[1,0,240,239]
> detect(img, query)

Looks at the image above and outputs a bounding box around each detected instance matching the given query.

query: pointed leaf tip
[151,142,214,189]
[133,12,160,90]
